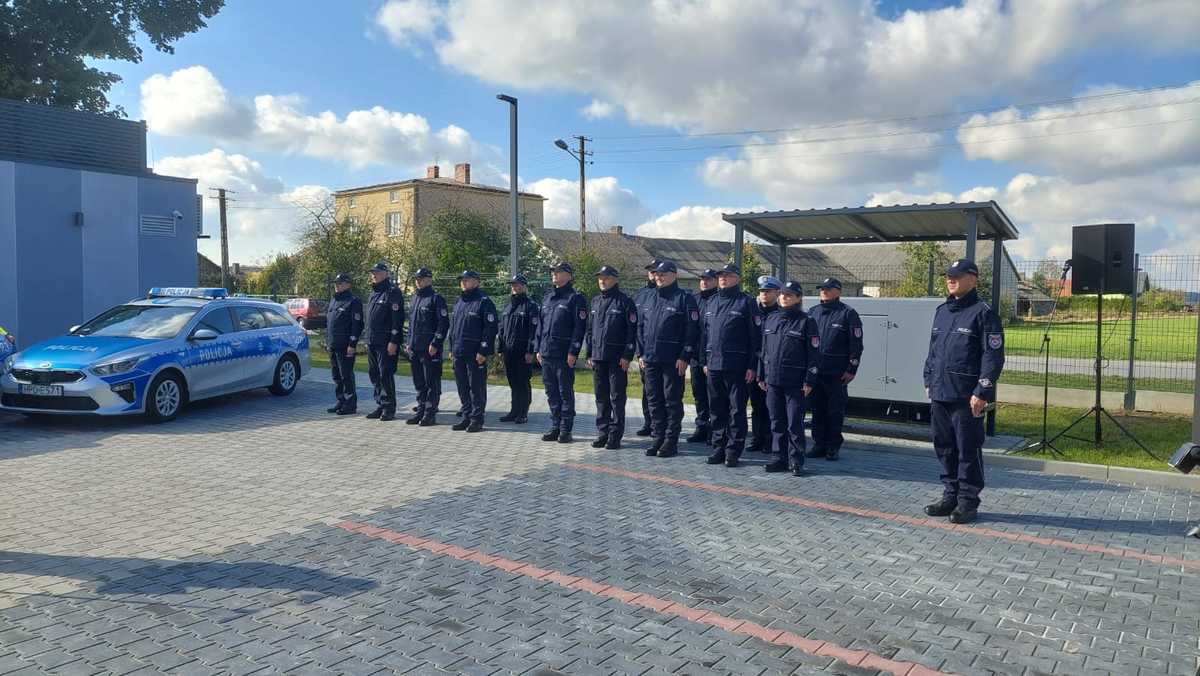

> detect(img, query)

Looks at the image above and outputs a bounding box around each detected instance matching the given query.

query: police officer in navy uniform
[748,276,782,453]
[586,265,637,450]
[364,262,405,421]
[448,270,498,433]
[405,267,449,426]
[633,260,661,437]
[700,264,761,468]
[759,281,821,476]
[326,273,363,415]
[637,260,700,458]
[688,269,719,445]
[923,259,1005,524]
[499,274,539,424]
[537,261,589,444]
[806,277,864,461]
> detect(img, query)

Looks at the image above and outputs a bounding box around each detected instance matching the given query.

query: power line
[590,81,1200,141]
[594,98,1200,154]
[592,114,1200,165]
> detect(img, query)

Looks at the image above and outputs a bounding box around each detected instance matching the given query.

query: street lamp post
[497,94,519,276]
[554,136,592,247]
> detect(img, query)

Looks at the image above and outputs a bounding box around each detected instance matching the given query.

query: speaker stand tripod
[1015,262,1071,457]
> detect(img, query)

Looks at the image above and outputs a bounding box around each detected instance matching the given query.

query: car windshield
[73,305,198,339]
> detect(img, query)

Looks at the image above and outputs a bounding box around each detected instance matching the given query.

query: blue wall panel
[0,162,16,343]
[82,171,139,320]
[15,163,82,345]
[137,176,198,290]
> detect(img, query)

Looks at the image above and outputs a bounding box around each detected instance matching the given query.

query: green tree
[0,1,224,115]
[895,242,952,297]
[406,208,509,280]
[293,200,380,299]
[248,253,297,298]
[730,242,764,294]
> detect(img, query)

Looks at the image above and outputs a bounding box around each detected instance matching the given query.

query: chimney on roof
[609,225,623,235]
[426,165,440,179]
[454,163,471,184]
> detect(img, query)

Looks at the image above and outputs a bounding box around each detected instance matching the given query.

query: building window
[348,196,357,208]
[346,216,360,227]
[386,211,404,238]
[389,190,398,203]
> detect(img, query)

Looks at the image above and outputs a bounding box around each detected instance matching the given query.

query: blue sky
[97,1,1200,264]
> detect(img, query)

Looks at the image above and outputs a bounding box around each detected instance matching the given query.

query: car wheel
[269,355,299,396]
[146,372,185,422]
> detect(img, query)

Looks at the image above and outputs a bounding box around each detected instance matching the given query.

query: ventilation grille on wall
[195,195,204,235]
[140,214,176,237]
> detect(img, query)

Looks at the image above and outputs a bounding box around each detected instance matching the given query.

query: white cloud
[580,99,615,120]
[526,176,653,232]
[956,82,1200,181]
[636,205,763,242]
[141,66,480,170]
[375,0,444,46]
[156,149,328,263]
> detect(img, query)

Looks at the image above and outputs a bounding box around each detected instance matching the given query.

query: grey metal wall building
[0,98,200,347]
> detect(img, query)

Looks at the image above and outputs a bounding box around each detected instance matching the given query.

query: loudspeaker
[1071,223,1135,295]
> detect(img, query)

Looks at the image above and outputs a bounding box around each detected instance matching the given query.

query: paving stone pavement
[1,371,1198,675]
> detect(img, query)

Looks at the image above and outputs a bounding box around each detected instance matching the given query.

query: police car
[0,288,309,421]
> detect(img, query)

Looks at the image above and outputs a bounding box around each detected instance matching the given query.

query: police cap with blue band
[757,275,782,290]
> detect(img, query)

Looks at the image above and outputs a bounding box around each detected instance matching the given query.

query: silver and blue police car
[0,288,309,421]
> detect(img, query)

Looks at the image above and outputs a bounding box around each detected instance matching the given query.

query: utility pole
[209,188,234,290]
[554,136,593,247]
[497,94,519,276]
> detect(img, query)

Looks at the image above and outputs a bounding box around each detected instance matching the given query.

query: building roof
[812,241,1014,284]
[723,201,1019,245]
[334,177,545,200]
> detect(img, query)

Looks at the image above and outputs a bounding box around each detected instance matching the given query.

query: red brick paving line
[335,520,947,676]
[567,462,1200,571]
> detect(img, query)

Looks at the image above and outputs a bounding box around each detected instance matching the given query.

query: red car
[285,298,328,329]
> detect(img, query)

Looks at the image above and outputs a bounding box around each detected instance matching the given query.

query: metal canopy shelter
[723,201,1019,435]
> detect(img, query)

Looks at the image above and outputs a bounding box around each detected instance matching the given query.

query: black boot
[365,408,383,419]
[745,440,763,454]
[723,453,739,467]
[542,428,560,442]
[513,415,528,424]
[466,420,484,433]
[499,412,517,422]
[686,428,710,444]
[451,419,470,431]
[805,447,827,459]
[591,436,608,448]
[645,437,664,456]
[706,450,726,465]
[825,448,840,461]
[557,432,574,444]
[764,459,789,473]
[336,406,357,416]
[924,500,957,517]
[949,507,978,524]
[327,404,342,414]
[635,425,652,437]
[419,416,437,426]
[405,415,422,425]
[658,439,678,458]
[379,410,395,421]
[605,438,622,450]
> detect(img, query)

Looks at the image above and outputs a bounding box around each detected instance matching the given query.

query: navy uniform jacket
[406,286,449,355]
[808,299,864,376]
[637,282,699,364]
[449,289,499,358]
[692,288,718,365]
[364,280,405,347]
[499,293,539,356]
[700,287,761,373]
[759,308,821,388]
[536,282,588,361]
[923,289,1005,402]
[326,290,364,352]
[586,286,637,363]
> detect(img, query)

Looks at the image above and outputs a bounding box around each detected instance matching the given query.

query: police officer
[807,277,863,461]
[747,276,782,453]
[688,269,719,445]
[405,267,449,426]
[586,265,637,450]
[923,259,1005,524]
[536,262,588,444]
[701,263,761,468]
[448,270,498,433]
[364,262,405,421]
[326,273,363,415]
[498,274,539,424]
[637,260,700,458]
[633,260,661,437]
[759,281,821,476]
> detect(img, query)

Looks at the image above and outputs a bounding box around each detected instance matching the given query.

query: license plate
[19,384,64,397]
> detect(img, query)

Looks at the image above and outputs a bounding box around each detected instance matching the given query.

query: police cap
[757,275,782,291]
[457,270,481,280]
[369,261,389,273]
[595,265,619,278]
[698,268,719,279]
[550,261,574,274]
[643,258,663,271]
[946,259,979,277]
[508,274,528,285]
[333,273,353,284]
[816,277,842,290]
[413,267,433,279]
[781,281,804,296]
[654,260,678,273]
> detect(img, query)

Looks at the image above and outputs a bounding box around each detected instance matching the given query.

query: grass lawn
[1005,315,1197,362]
[309,352,1189,472]
[1002,369,1193,394]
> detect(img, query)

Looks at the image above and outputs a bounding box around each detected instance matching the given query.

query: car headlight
[0,354,13,375]
[91,356,143,376]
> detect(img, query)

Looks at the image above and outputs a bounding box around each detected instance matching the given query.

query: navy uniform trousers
[809,374,848,452]
[329,350,357,410]
[707,370,748,458]
[749,383,772,451]
[542,361,577,433]
[453,356,487,423]
[367,345,398,412]
[644,362,685,441]
[593,360,628,441]
[766,384,808,469]
[503,352,533,418]
[931,399,986,510]
[410,353,442,420]
[690,363,710,438]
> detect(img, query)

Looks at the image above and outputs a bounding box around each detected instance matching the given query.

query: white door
[848,314,890,400]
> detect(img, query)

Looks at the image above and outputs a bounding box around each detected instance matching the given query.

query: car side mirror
[191,328,219,341]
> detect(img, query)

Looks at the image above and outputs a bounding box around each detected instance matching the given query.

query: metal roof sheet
[723,201,1019,245]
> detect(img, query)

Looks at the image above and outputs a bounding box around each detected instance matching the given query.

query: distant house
[530,227,863,294]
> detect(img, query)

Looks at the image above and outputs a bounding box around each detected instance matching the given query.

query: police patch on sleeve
[353,313,361,320]
[754,315,762,326]
[690,310,699,321]
[811,335,820,348]
[629,312,637,323]
[853,326,862,338]
[440,308,447,316]
[987,333,1003,349]
[391,303,400,311]
[487,313,495,322]
[979,378,992,387]
[579,310,587,320]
